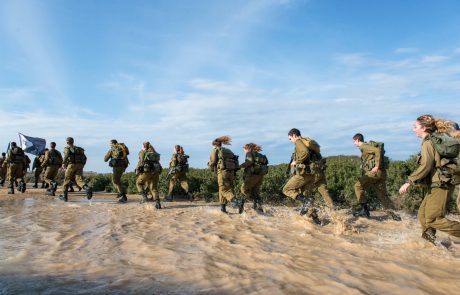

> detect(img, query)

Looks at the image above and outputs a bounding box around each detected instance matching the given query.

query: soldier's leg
[252,175,264,212]
[167,176,175,198]
[217,170,227,205]
[424,187,460,237]
[73,166,86,189]
[354,174,375,204]
[315,175,334,209]
[179,174,189,194]
[7,165,15,194]
[283,175,307,200]
[456,186,460,213]
[221,170,235,203]
[33,168,41,187]
[112,167,124,194]
[149,173,161,209]
[44,166,59,195]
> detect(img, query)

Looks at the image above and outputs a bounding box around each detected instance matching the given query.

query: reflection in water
[1,193,460,294]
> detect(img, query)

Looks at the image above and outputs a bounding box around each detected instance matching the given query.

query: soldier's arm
[103,149,112,162]
[41,152,49,168]
[240,153,253,169]
[170,154,177,168]
[62,148,70,167]
[208,149,218,170]
[295,140,310,164]
[407,140,435,184]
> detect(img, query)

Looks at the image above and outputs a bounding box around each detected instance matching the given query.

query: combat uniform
[240,151,267,212]
[0,155,7,186]
[208,147,237,207]
[136,148,161,208]
[167,153,192,201]
[42,148,63,195]
[408,137,460,238]
[60,145,92,201]
[3,146,27,194]
[32,154,45,188]
[104,145,129,200]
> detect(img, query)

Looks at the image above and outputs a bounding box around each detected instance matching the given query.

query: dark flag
[18,133,46,155]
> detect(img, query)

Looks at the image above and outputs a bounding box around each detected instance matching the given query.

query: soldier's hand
[371,166,379,173]
[399,183,410,195]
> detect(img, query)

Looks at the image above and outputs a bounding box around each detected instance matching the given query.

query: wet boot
[296,195,311,216]
[32,181,38,188]
[41,181,46,188]
[68,185,75,193]
[422,228,436,245]
[84,185,93,200]
[116,192,122,199]
[139,191,148,204]
[155,198,162,209]
[352,203,370,218]
[59,189,68,202]
[188,192,194,202]
[238,198,245,214]
[0,178,4,187]
[8,185,14,194]
[44,182,50,189]
[254,197,264,213]
[118,193,128,203]
[221,203,227,213]
[308,209,322,225]
[19,181,26,193]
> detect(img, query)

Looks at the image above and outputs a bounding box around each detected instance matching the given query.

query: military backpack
[250,151,269,175]
[428,133,460,185]
[143,150,162,173]
[112,143,129,160]
[297,137,325,174]
[175,153,189,173]
[217,147,239,171]
[10,147,25,164]
[48,149,63,166]
[68,146,87,165]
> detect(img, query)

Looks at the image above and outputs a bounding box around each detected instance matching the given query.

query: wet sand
[1,188,460,294]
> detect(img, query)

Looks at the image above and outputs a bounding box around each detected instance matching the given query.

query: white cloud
[421,55,449,63]
[395,47,419,53]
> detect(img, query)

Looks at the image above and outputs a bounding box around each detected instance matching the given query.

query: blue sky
[1,0,460,172]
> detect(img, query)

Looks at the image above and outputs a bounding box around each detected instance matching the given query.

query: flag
[18,133,46,155]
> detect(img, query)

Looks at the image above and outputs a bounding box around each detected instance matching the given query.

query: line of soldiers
[2,115,459,246]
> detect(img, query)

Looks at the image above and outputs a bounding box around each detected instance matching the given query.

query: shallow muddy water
[1,189,460,294]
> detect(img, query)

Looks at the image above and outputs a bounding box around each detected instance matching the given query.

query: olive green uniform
[62,145,87,191]
[208,147,236,205]
[42,148,63,187]
[283,140,316,199]
[3,147,26,192]
[0,156,7,185]
[104,148,128,194]
[168,153,190,196]
[354,143,394,209]
[303,170,334,208]
[32,155,45,185]
[240,151,265,201]
[408,138,460,237]
[453,135,460,212]
[136,149,161,201]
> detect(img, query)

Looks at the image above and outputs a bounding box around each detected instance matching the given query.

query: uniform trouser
[303,172,334,208]
[217,169,235,204]
[34,167,43,183]
[43,165,60,186]
[168,172,189,195]
[0,166,7,180]
[240,174,264,200]
[63,164,86,191]
[112,166,126,193]
[418,186,460,237]
[456,186,460,213]
[354,170,394,209]
[7,163,25,187]
[282,173,316,200]
[136,172,160,199]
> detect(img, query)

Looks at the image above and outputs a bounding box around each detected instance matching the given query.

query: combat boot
[118,193,128,203]
[254,197,264,213]
[139,191,148,204]
[68,185,75,192]
[386,210,401,221]
[44,182,49,189]
[59,189,68,202]
[308,209,322,225]
[41,181,46,188]
[116,192,122,199]
[238,198,245,214]
[32,182,38,188]
[0,178,4,186]
[155,198,162,209]
[188,192,194,202]
[8,186,14,194]
[221,203,227,213]
[84,185,93,200]
[352,203,370,218]
[422,228,436,245]
[19,181,26,193]
[296,195,311,216]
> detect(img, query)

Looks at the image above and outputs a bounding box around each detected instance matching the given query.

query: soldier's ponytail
[416,115,451,134]
[243,143,262,152]
[175,145,184,154]
[434,119,452,134]
[212,136,231,146]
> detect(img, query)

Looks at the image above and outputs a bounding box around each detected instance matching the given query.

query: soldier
[104,139,129,203]
[2,142,27,194]
[208,136,241,214]
[447,121,460,212]
[239,143,268,213]
[352,133,401,221]
[32,150,47,188]
[59,137,93,202]
[42,142,63,196]
[135,141,162,208]
[0,152,7,186]
[282,128,330,225]
[166,145,193,202]
[399,115,460,245]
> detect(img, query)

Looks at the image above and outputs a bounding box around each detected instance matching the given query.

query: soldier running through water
[2,142,27,194]
[135,141,162,208]
[104,139,129,203]
[59,137,93,202]
[166,145,193,202]
[42,142,63,196]
[208,136,242,214]
[239,143,268,213]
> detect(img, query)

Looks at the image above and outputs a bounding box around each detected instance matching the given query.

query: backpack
[218,147,239,170]
[69,146,87,165]
[300,137,321,154]
[10,147,25,164]
[48,149,63,166]
[175,153,189,173]
[143,150,162,172]
[251,151,269,175]
[112,143,129,160]
[428,133,460,185]
[363,141,389,170]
